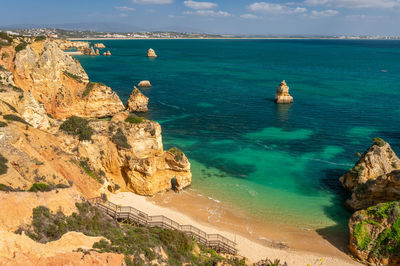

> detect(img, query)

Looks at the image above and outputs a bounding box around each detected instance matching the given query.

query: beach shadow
[315,168,353,255]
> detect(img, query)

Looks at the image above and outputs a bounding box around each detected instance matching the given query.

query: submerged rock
[147,48,157,58]
[274,80,293,104]
[348,200,400,265]
[126,87,149,112]
[137,80,152,87]
[340,138,400,210]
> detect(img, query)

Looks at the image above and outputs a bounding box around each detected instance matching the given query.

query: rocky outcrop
[348,200,400,265]
[274,80,293,104]
[55,40,90,50]
[94,43,106,49]
[81,46,97,55]
[59,116,192,196]
[103,50,111,56]
[148,48,157,58]
[340,138,400,210]
[0,67,15,86]
[8,40,124,119]
[126,87,149,112]
[138,80,152,87]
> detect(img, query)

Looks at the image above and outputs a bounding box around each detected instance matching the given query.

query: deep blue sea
[76,39,400,231]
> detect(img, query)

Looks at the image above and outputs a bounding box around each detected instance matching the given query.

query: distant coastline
[68,37,399,41]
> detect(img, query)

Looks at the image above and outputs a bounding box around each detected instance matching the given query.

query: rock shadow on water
[316,168,353,255]
[275,103,292,123]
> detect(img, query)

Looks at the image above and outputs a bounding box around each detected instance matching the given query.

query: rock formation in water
[340,138,400,211]
[348,200,400,265]
[94,43,106,49]
[55,40,90,50]
[274,80,293,104]
[137,80,152,87]
[126,87,149,112]
[103,50,111,56]
[95,49,99,56]
[147,48,157,58]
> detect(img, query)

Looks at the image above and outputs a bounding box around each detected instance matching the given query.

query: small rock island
[274,80,293,104]
[147,48,157,58]
[138,80,152,87]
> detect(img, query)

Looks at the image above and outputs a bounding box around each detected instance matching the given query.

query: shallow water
[77,39,400,231]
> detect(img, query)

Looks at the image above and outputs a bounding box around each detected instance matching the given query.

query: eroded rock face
[340,138,400,210]
[55,40,90,50]
[348,200,400,265]
[148,48,157,58]
[60,117,192,196]
[10,41,124,119]
[275,80,293,104]
[126,87,149,112]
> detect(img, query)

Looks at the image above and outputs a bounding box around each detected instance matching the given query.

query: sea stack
[274,80,293,104]
[147,48,157,58]
[126,87,149,112]
[137,80,152,87]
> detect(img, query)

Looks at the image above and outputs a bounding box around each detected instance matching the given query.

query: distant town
[3,28,400,40]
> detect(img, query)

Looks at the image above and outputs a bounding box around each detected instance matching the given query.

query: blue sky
[1,0,400,35]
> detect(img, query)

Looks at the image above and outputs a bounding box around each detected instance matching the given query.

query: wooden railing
[88,197,237,255]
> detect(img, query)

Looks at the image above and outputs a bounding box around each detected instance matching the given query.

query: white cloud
[131,0,173,4]
[240,13,259,19]
[184,10,231,17]
[304,0,400,9]
[115,6,136,11]
[248,2,307,14]
[184,0,218,10]
[309,9,339,17]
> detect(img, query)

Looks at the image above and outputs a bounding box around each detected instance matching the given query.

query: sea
[76,39,400,232]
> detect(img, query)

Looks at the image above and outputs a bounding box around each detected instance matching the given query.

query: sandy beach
[109,191,360,265]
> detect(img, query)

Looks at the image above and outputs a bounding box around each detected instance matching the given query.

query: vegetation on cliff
[60,116,93,141]
[18,202,245,265]
[169,147,184,162]
[125,114,143,124]
[3,114,30,125]
[111,127,132,149]
[0,153,8,175]
[350,200,400,264]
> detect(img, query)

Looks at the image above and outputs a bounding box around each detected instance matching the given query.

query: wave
[308,158,353,166]
[158,101,184,110]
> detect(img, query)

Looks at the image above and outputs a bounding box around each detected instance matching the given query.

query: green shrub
[29,183,52,192]
[1,52,8,59]
[77,158,104,184]
[354,222,372,250]
[0,32,13,43]
[0,121,7,127]
[60,116,93,141]
[168,147,184,162]
[111,128,131,149]
[1,100,18,113]
[3,114,30,125]
[125,115,143,124]
[82,82,95,97]
[373,138,386,147]
[0,183,15,192]
[0,153,8,175]
[34,36,46,42]
[63,71,82,82]
[15,42,28,52]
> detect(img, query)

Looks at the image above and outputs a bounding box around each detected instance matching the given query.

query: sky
[1,0,400,35]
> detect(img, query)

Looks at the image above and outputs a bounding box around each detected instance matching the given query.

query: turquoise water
[76,39,400,230]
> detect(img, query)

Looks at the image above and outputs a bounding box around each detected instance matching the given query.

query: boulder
[274,80,293,104]
[340,138,400,210]
[137,80,152,87]
[126,87,149,112]
[147,48,157,58]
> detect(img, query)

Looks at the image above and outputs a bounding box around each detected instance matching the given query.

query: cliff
[1,39,124,119]
[275,80,293,104]
[126,86,149,112]
[348,200,400,265]
[340,138,400,210]
[59,114,191,196]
